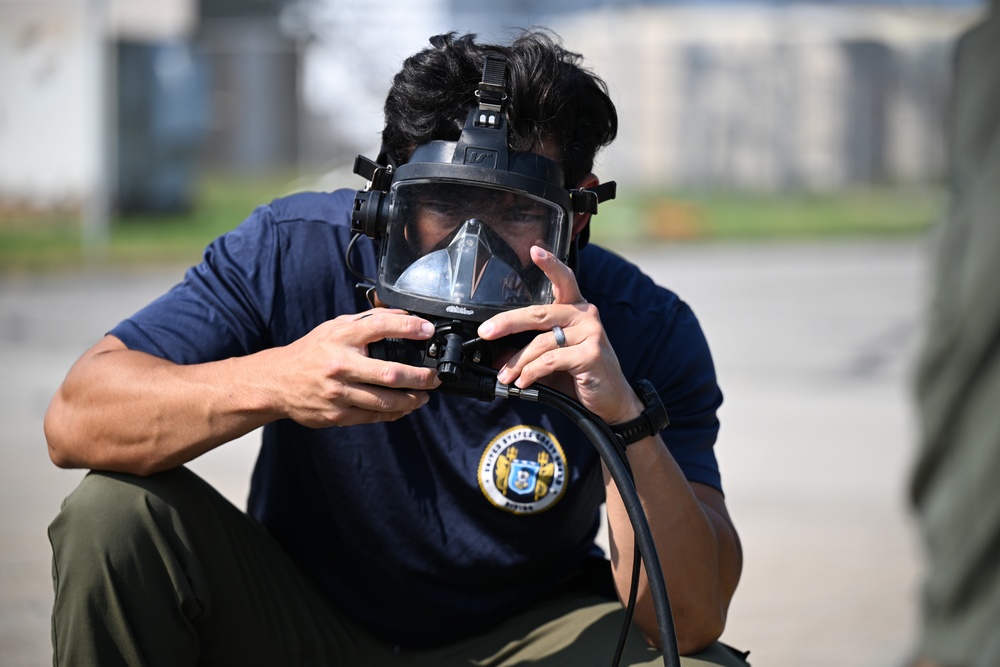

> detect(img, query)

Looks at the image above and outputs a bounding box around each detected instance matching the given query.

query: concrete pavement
[0,237,929,666]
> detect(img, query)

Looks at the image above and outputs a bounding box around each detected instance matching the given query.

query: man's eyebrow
[420,198,459,208]
[507,205,546,214]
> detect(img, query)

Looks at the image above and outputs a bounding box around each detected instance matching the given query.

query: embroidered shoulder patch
[478,425,567,515]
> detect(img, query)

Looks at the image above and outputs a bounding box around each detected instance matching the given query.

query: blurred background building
[0,0,984,225]
[556,5,970,192]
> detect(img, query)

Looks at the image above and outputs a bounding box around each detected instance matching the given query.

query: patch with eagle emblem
[478,425,567,514]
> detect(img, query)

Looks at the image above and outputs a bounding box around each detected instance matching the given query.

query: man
[45,31,745,666]
[910,3,1000,666]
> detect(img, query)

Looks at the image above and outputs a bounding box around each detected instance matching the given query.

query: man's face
[405,187,556,266]
[399,139,567,267]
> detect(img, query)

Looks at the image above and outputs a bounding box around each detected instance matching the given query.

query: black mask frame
[351,53,616,324]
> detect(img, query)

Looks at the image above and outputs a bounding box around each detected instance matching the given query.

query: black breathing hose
[511,383,682,667]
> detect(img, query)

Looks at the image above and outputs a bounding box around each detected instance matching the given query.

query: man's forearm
[603,436,742,654]
[45,314,442,475]
[45,335,278,476]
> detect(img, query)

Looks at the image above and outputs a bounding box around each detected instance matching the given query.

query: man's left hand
[477,246,642,426]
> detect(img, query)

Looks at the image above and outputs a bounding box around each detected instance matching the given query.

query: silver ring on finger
[552,325,568,348]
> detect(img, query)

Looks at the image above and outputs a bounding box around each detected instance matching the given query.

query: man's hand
[264,309,441,428]
[477,246,642,426]
[45,309,440,475]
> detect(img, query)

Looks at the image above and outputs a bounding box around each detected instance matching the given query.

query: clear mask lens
[379,181,566,308]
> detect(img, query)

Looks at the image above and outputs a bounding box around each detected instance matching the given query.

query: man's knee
[49,467,205,572]
[49,469,211,665]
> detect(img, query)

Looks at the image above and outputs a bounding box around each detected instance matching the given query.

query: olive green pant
[48,468,749,667]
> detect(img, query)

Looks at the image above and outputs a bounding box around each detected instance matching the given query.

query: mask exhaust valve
[438,331,466,383]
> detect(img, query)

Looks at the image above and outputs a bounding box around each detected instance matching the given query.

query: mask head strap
[452,54,511,171]
[475,54,508,118]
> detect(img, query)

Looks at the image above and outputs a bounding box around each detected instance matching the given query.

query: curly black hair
[381,30,618,188]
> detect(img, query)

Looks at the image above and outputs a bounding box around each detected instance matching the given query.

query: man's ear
[571,173,601,239]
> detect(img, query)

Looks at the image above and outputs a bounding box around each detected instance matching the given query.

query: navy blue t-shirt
[110,189,723,647]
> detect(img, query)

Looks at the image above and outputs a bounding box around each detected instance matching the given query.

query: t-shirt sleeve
[643,299,724,492]
[583,249,724,492]
[110,204,279,364]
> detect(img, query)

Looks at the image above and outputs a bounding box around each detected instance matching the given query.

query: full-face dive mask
[350,54,615,386]
[350,54,616,325]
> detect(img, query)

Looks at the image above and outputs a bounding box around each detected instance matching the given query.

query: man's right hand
[44,308,440,475]
[263,309,440,428]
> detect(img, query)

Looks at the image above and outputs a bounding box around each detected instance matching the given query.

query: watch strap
[612,379,669,446]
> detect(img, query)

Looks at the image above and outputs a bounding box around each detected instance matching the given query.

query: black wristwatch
[611,379,670,446]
